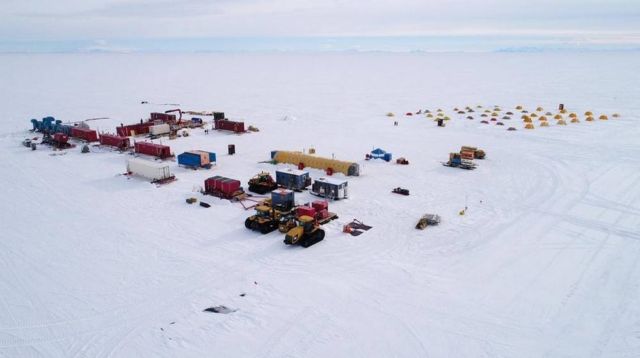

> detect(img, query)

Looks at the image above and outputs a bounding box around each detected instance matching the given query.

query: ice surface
[0,52,639,357]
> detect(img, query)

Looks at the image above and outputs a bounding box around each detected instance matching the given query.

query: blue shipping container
[275,169,310,191]
[178,151,216,168]
[271,189,294,211]
[178,152,204,168]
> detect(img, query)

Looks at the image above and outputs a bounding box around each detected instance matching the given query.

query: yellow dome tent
[545,112,553,116]
[554,114,563,120]
[536,106,544,112]
[540,121,550,127]
[523,117,533,123]
[539,115,548,121]
[531,113,538,118]
[560,109,567,114]
[522,114,531,120]
[386,112,395,117]
[557,119,567,125]
[516,105,523,110]
[584,111,593,116]
[569,113,577,118]
[570,118,580,123]
[599,115,608,120]
[426,113,433,118]
[586,116,594,122]
[524,123,535,129]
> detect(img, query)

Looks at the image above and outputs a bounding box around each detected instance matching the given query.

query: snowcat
[245,205,281,234]
[284,215,325,248]
[248,172,278,194]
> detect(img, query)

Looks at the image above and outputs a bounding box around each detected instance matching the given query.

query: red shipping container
[204,176,241,196]
[297,206,316,218]
[135,142,171,158]
[316,209,329,220]
[312,201,328,212]
[117,123,152,137]
[100,134,130,149]
[150,112,176,123]
[214,119,245,133]
[221,179,241,195]
[71,127,99,142]
[204,176,221,193]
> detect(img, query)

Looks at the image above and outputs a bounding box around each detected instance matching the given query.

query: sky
[1,0,639,52]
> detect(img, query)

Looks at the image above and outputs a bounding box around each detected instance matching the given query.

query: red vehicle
[70,127,99,142]
[134,142,172,159]
[214,119,245,133]
[99,134,130,149]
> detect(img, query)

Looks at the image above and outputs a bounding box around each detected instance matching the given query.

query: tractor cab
[255,205,272,218]
[299,215,315,230]
[284,215,325,247]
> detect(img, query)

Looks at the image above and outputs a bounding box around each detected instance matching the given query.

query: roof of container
[101,133,126,139]
[276,168,309,176]
[272,188,294,195]
[136,141,169,149]
[128,157,169,169]
[180,151,200,156]
[315,177,348,185]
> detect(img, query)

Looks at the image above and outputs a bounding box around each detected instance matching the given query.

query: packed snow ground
[1,52,640,357]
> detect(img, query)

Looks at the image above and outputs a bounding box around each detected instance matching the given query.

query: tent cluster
[389,104,620,132]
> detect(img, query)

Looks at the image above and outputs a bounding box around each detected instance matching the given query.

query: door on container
[341,184,347,199]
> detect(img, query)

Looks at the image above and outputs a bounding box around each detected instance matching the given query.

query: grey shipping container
[311,178,348,200]
[276,169,311,191]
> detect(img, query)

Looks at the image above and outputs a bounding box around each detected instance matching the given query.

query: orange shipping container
[461,151,474,160]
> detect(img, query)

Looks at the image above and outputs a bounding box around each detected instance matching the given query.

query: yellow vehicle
[278,213,298,233]
[284,215,325,248]
[246,204,296,234]
[245,205,280,234]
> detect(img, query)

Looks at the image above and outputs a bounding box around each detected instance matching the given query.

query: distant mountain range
[1,36,639,54]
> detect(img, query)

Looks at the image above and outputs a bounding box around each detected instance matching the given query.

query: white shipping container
[126,157,172,181]
[150,124,171,135]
